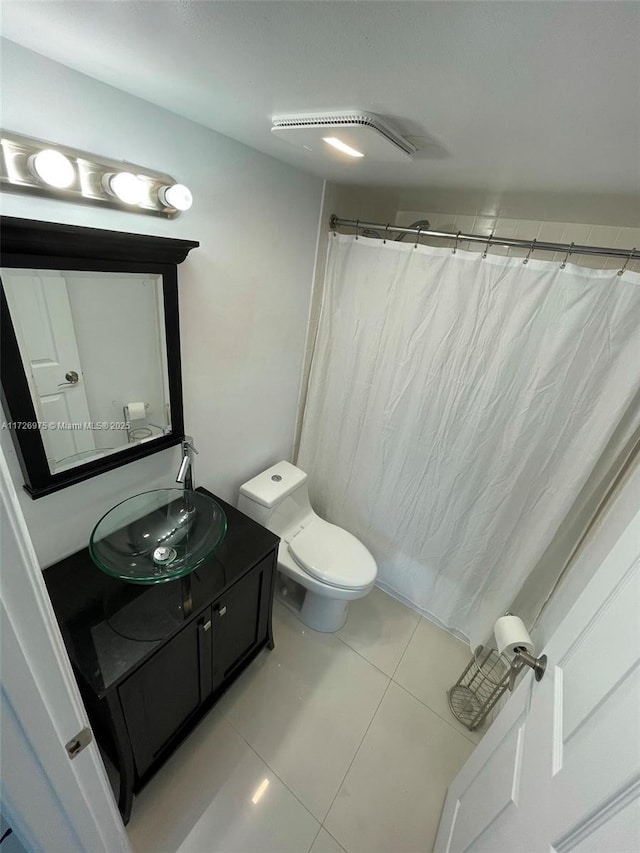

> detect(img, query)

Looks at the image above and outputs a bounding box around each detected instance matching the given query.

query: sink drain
[153,546,178,566]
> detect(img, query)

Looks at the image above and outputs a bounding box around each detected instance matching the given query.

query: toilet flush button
[271,474,282,482]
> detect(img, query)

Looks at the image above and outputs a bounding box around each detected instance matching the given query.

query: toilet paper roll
[494,615,534,656]
[126,401,147,422]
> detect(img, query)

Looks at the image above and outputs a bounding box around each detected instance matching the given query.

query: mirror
[1,217,198,498]
[2,269,171,474]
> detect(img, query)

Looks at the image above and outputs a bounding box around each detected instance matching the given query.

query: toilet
[238,461,377,632]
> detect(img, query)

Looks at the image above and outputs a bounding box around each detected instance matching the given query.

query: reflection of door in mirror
[1,269,172,475]
[2,269,96,468]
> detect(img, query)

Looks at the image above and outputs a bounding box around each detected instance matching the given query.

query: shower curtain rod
[329,214,637,264]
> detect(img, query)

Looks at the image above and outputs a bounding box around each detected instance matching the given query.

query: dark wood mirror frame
[1,216,199,498]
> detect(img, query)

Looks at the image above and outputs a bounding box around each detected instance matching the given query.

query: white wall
[321,184,640,231]
[1,40,323,568]
[65,272,168,448]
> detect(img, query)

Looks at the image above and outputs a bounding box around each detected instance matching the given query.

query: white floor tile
[127,706,318,853]
[394,617,483,742]
[336,587,420,676]
[176,769,318,853]
[309,828,347,853]
[217,602,389,821]
[324,682,474,853]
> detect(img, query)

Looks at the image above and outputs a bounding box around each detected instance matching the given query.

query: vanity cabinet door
[118,608,212,778]
[212,555,271,689]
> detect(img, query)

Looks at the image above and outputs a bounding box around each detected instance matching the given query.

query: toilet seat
[287,518,376,590]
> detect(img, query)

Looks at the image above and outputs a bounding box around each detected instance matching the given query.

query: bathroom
[1,3,639,852]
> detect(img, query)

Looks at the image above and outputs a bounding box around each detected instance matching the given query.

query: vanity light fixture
[103,171,146,205]
[28,149,75,188]
[0,129,192,218]
[322,137,364,158]
[158,183,193,211]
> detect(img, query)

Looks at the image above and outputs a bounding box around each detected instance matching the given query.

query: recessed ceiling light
[272,112,415,162]
[322,137,364,158]
[29,149,75,188]
[158,183,193,211]
[103,171,145,205]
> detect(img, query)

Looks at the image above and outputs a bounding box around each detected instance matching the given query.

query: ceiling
[2,1,639,200]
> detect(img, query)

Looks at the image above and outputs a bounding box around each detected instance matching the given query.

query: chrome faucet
[176,435,198,491]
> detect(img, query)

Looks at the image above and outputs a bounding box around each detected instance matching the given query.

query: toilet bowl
[238,461,377,632]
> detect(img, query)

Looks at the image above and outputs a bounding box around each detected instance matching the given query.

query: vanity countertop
[44,487,279,698]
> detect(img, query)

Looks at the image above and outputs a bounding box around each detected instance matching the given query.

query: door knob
[58,370,79,387]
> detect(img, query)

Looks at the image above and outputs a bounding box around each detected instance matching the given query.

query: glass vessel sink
[90,489,227,584]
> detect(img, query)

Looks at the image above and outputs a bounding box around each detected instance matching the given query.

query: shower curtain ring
[482,232,494,259]
[414,226,423,249]
[560,242,575,270]
[384,224,390,244]
[452,231,461,254]
[355,220,360,240]
[523,238,536,264]
[617,247,636,276]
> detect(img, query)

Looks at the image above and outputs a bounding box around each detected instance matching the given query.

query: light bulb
[104,172,145,205]
[159,183,193,211]
[29,149,75,188]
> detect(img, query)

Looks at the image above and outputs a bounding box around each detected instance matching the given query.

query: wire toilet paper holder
[447,633,547,731]
[448,646,512,730]
[123,401,152,442]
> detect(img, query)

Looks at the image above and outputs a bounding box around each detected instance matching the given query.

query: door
[212,559,267,689]
[435,509,640,853]
[118,608,213,778]
[1,268,95,467]
[0,449,129,853]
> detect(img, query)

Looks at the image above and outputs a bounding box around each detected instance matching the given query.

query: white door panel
[561,559,639,740]
[0,451,130,852]
[562,784,640,853]
[2,269,95,466]
[435,511,640,853]
[443,679,530,852]
[34,391,82,462]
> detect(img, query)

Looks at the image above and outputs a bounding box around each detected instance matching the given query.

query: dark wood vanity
[2,218,277,824]
[44,487,279,823]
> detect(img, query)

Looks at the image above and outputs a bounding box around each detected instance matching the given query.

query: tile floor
[127,588,480,853]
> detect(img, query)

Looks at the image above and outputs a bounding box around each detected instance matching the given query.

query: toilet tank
[238,461,312,536]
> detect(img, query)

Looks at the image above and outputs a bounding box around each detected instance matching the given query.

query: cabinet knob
[217,605,227,617]
[202,619,211,632]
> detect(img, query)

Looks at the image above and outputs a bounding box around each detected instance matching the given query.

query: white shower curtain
[298,234,640,644]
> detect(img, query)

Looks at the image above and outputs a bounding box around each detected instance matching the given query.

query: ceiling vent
[271,111,416,162]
